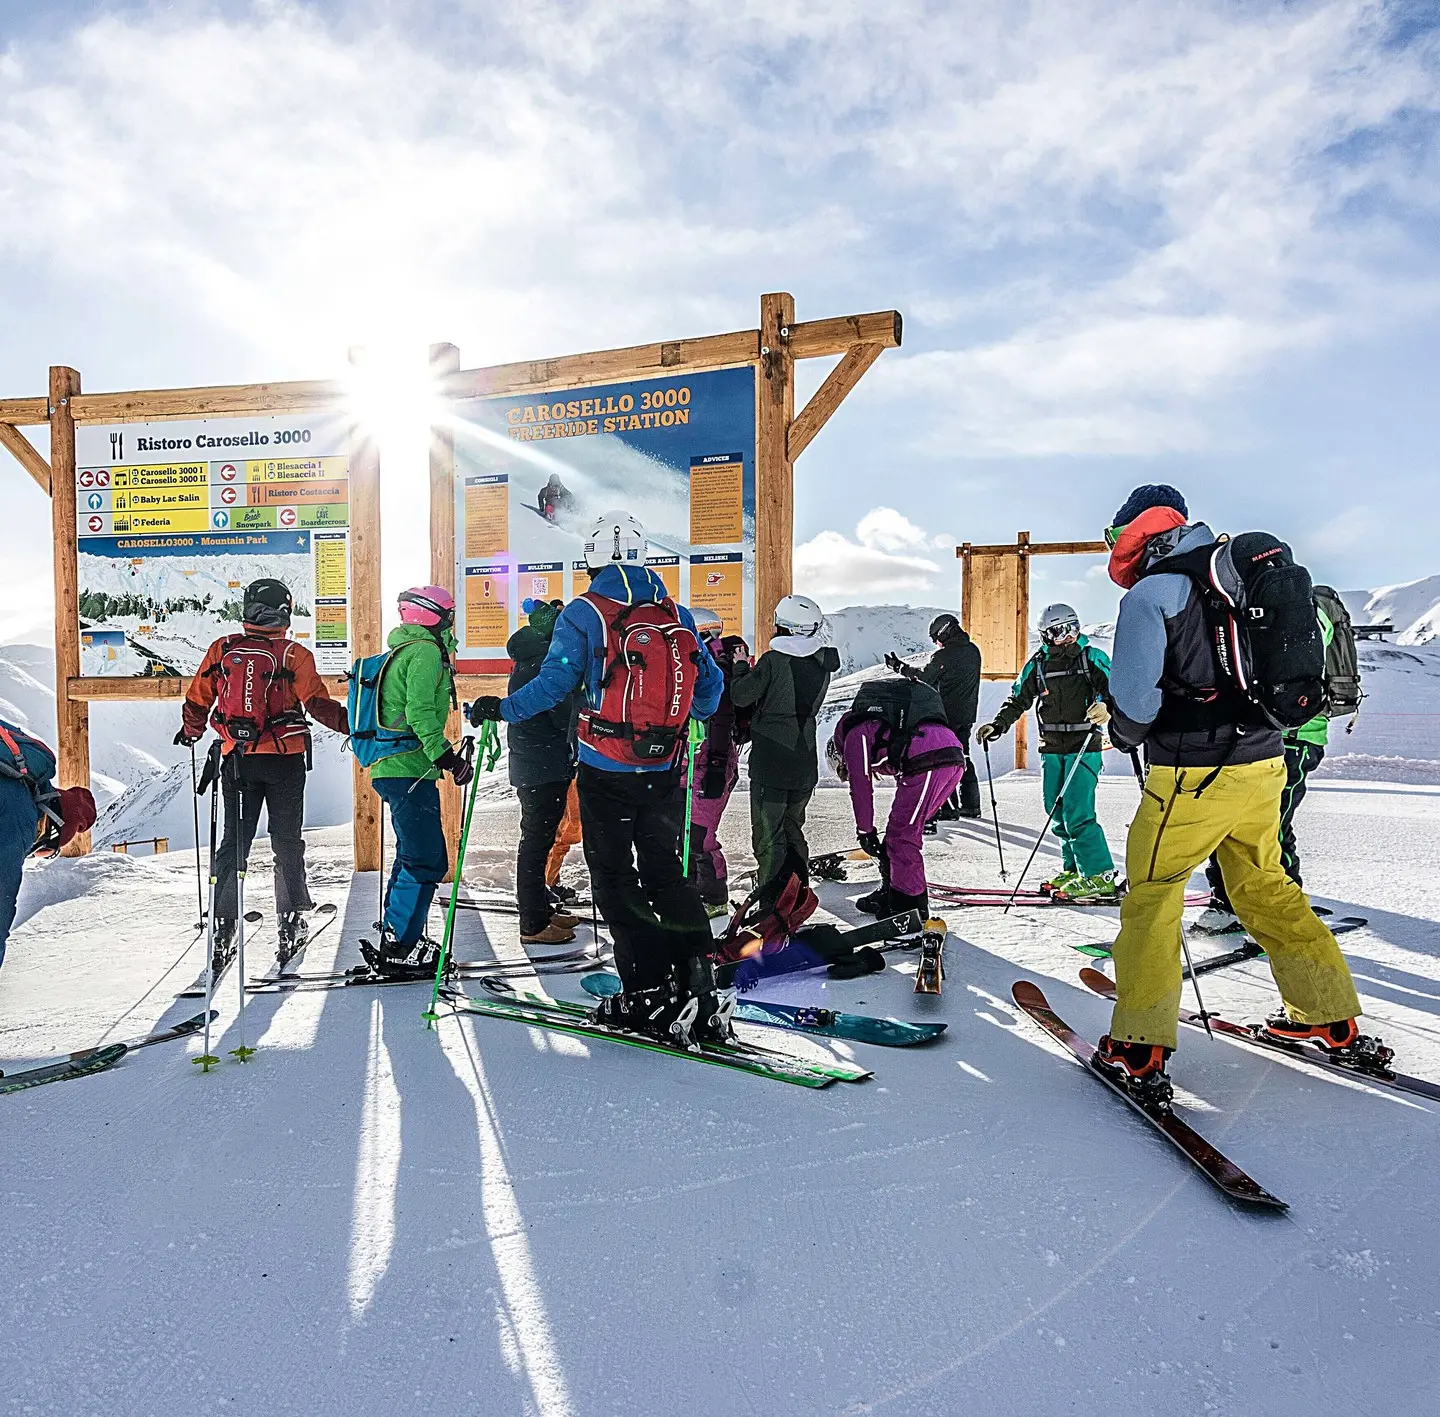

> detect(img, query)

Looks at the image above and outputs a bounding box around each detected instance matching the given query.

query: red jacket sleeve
[181,641,224,739]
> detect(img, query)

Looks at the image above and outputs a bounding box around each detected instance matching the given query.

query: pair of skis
[0,1012,216,1096]
[931,884,1209,909]
[1072,916,1368,976]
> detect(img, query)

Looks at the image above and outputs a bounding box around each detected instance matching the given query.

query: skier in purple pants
[831,714,967,921]
[686,609,751,915]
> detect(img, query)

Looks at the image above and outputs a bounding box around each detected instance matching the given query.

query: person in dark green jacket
[976,603,1116,897]
[361,586,474,978]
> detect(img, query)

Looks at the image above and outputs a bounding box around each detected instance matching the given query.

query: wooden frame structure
[427,292,902,861]
[957,532,1108,769]
[0,368,384,866]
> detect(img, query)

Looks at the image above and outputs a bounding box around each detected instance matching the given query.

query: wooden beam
[429,342,465,881]
[453,674,512,700]
[69,379,348,425]
[787,343,884,462]
[1014,533,1031,771]
[49,366,90,855]
[348,351,383,873]
[0,397,50,426]
[69,675,350,701]
[445,329,759,401]
[755,292,796,654]
[955,539,1108,558]
[786,310,902,361]
[0,423,51,495]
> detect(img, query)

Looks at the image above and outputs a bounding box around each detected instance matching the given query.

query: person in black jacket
[891,613,983,819]
[506,599,579,944]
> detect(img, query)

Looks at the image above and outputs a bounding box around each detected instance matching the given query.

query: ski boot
[592,978,700,1048]
[854,887,890,918]
[360,932,443,980]
[1041,869,1080,895]
[1192,898,1241,935]
[923,819,939,837]
[680,954,737,1045]
[703,899,730,920]
[1058,871,1119,903]
[276,911,310,966]
[1260,1012,1395,1069]
[209,918,237,979]
[547,883,580,907]
[1093,1035,1174,1110]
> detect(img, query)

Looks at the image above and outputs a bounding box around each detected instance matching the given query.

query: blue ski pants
[372,776,449,946]
[0,776,39,971]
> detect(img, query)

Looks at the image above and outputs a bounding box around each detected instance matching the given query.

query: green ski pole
[424,721,497,1027]
[681,717,704,877]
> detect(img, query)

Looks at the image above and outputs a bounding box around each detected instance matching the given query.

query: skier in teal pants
[976,603,1117,897]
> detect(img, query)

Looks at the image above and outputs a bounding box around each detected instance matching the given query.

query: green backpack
[1313,586,1362,722]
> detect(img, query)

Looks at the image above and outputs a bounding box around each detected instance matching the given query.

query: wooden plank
[445,329,759,401]
[0,397,51,427]
[755,292,796,653]
[787,310,902,361]
[348,353,382,872]
[787,343,884,462]
[69,379,348,425]
[454,674,511,700]
[1014,533,1031,771]
[956,539,1108,557]
[49,366,90,855]
[429,343,464,880]
[0,423,51,495]
[961,550,1022,680]
[68,675,350,701]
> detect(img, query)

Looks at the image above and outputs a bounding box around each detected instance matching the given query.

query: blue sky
[2,0,1438,642]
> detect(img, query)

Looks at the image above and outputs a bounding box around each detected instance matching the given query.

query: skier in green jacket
[976,602,1117,898]
[361,586,474,979]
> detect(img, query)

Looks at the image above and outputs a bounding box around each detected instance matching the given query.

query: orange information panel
[690,553,744,637]
[689,454,744,545]
[518,562,564,608]
[464,475,509,558]
[463,563,509,647]
[646,555,680,600]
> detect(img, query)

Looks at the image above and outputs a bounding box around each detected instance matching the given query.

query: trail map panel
[452,366,757,673]
[75,414,353,677]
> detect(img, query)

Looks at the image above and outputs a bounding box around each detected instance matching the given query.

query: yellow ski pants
[1110,756,1360,1050]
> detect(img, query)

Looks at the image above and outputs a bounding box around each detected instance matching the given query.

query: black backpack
[1313,585,1362,722]
[1150,532,1326,731]
[846,677,949,735]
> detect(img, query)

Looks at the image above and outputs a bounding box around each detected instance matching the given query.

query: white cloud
[795,507,953,606]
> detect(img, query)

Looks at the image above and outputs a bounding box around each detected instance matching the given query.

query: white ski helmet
[583,510,647,570]
[1039,602,1081,643]
[774,593,823,637]
[691,606,724,640]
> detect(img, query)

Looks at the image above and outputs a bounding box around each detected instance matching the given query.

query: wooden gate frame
[0,366,384,866]
[426,291,902,864]
[957,531,1108,769]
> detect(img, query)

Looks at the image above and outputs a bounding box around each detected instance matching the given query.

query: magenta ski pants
[885,763,965,896]
[687,744,739,906]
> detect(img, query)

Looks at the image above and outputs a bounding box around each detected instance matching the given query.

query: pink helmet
[398,585,455,628]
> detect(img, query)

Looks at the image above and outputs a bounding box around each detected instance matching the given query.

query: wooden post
[49,366,90,856]
[348,350,383,871]
[1014,532,1031,770]
[429,342,465,879]
[755,292,795,653]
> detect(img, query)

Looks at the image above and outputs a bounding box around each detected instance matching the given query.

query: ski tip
[1011,979,1047,1009]
[922,916,947,935]
[1079,966,1117,999]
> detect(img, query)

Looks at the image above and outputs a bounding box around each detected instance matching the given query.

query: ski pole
[1177,927,1215,1039]
[188,742,205,925]
[195,741,223,1072]
[424,726,489,1027]
[681,718,704,877]
[1005,727,1101,914]
[230,752,256,1062]
[981,740,1007,881]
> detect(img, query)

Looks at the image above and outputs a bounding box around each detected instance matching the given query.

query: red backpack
[576,594,701,766]
[207,635,307,751]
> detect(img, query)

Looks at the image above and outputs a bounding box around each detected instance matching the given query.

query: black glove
[701,760,728,799]
[857,829,881,858]
[884,651,920,682]
[467,696,503,725]
[436,747,474,787]
[174,727,201,747]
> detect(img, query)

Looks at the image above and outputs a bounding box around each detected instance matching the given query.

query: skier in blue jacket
[470,510,726,1046]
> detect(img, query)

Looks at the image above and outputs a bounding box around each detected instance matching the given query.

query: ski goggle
[1104,524,1124,548]
[1041,621,1080,643]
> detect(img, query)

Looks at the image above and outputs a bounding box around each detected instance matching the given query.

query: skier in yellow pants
[1098,484,1386,1105]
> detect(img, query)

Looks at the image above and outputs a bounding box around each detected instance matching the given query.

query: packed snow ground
[4,773,1440,1416]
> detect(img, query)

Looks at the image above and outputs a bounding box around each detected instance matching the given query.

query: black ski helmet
[242,578,293,630]
[929,613,960,645]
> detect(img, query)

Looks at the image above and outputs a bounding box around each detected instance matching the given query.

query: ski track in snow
[2,778,1439,1416]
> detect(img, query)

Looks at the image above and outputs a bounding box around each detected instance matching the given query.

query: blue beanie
[1112,484,1188,528]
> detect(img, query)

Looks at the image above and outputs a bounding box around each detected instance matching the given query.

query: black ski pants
[516,780,570,934]
[577,763,712,992]
[1206,740,1324,910]
[939,726,982,817]
[214,751,312,921]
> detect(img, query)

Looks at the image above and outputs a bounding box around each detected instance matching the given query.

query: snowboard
[1010,981,1287,1209]
[913,918,946,995]
[577,972,946,1048]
